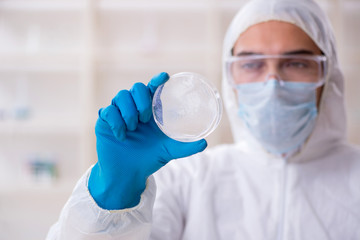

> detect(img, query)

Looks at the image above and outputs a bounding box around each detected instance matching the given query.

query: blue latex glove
[88,72,208,210]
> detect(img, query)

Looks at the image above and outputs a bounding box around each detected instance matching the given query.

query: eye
[239,60,264,71]
[284,60,310,69]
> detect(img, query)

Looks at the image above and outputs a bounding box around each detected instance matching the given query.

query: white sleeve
[46,168,157,240]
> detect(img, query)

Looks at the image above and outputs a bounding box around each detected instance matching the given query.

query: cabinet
[0,0,359,239]
[0,0,92,189]
[0,1,94,239]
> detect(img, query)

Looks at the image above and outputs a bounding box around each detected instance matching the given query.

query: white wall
[0,0,359,239]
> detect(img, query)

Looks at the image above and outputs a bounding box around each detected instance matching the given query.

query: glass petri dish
[152,72,222,142]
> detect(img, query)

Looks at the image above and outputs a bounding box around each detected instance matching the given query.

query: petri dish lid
[152,72,222,142]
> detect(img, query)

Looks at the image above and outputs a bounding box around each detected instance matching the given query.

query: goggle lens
[226,55,327,86]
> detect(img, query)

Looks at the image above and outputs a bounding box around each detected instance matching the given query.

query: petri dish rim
[152,72,223,142]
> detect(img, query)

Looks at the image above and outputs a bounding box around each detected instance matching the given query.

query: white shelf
[0,53,81,73]
[0,0,85,11]
[0,180,76,197]
[0,52,82,61]
[98,0,213,11]
[0,64,80,74]
[96,49,215,71]
[0,118,82,136]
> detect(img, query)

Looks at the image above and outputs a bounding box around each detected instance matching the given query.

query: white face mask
[236,79,319,155]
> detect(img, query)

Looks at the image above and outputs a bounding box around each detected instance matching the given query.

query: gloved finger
[111,90,138,131]
[168,139,208,159]
[98,105,126,141]
[130,82,152,123]
[147,72,169,97]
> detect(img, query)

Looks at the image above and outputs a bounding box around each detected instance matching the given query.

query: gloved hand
[88,72,208,210]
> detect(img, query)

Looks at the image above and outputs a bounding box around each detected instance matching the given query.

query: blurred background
[0,0,359,239]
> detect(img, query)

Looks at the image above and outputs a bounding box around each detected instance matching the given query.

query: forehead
[232,20,321,55]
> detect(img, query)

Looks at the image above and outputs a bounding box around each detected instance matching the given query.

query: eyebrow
[235,51,261,56]
[282,50,316,55]
[234,49,316,56]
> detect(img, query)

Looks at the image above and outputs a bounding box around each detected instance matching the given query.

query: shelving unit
[0,2,90,239]
[0,0,359,239]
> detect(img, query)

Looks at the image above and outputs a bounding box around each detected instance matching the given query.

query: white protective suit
[47,0,360,239]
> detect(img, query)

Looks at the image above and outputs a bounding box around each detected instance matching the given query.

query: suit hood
[221,0,347,162]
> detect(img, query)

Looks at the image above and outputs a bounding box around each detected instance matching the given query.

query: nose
[266,60,280,78]
[264,74,284,87]
[266,73,280,81]
[264,61,284,85]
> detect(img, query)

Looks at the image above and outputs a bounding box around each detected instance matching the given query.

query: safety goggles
[225,54,328,88]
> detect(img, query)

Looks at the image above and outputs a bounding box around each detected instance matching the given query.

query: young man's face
[232,20,324,107]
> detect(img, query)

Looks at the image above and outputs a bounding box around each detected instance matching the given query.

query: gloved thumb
[168,139,208,159]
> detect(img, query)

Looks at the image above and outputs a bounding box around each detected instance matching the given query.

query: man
[47,0,360,239]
